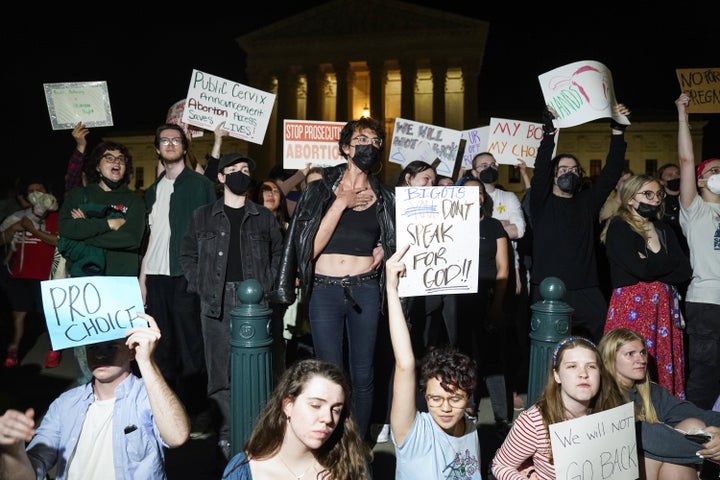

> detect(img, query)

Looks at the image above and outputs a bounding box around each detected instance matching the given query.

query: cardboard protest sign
[388,118,462,178]
[676,68,720,113]
[283,119,346,168]
[486,118,555,168]
[43,81,113,130]
[166,99,204,138]
[41,276,147,350]
[538,60,629,129]
[182,69,276,145]
[460,126,489,170]
[549,402,638,480]
[395,186,479,297]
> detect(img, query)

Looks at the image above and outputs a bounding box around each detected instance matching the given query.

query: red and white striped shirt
[491,405,554,480]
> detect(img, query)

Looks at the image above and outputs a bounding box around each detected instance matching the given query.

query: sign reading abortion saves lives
[40,276,147,350]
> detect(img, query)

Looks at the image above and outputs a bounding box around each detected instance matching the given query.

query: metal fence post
[526,276,573,406]
[230,279,273,456]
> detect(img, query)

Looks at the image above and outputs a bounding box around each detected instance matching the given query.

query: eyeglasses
[557,166,579,175]
[700,166,720,178]
[159,137,182,146]
[425,394,467,409]
[351,135,382,148]
[636,190,666,201]
[102,153,128,164]
[262,185,280,194]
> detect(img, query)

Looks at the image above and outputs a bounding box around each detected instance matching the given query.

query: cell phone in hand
[685,432,712,444]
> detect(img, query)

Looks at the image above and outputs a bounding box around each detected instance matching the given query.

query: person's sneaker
[43,350,62,369]
[375,424,391,443]
[218,440,231,460]
[4,348,18,368]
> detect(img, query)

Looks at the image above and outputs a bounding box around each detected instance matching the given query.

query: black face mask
[224,171,252,195]
[479,167,499,184]
[635,201,661,219]
[100,175,123,190]
[351,144,379,171]
[556,172,581,194]
[665,178,680,191]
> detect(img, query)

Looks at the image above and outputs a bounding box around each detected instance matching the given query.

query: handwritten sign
[283,119,346,168]
[676,68,720,113]
[538,60,629,129]
[43,81,113,130]
[388,118,462,178]
[486,118,554,168]
[460,126,489,169]
[395,186,479,297]
[166,99,204,138]
[40,276,146,350]
[182,69,276,145]
[549,402,638,480]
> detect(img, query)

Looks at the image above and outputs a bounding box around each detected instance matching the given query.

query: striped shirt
[491,405,554,480]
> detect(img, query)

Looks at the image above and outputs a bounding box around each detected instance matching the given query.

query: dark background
[3,5,717,192]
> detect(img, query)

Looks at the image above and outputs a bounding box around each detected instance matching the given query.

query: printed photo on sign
[538,60,629,129]
[182,69,276,145]
[388,118,462,178]
[283,119,346,168]
[40,276,146,351]
[43,81,113,130]
[395,185,479,297]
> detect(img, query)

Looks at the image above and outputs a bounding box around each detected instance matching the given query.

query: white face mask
[706,173,720,195]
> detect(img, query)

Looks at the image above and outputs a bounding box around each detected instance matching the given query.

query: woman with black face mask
[599,174,691,400]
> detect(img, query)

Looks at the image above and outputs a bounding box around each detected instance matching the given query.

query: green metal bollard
[230,279,273,457]
[526,277,573,406]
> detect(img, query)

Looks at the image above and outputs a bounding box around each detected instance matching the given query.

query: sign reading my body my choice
[40,276,147,351]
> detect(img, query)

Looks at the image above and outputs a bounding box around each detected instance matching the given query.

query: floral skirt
[604,281,685,399]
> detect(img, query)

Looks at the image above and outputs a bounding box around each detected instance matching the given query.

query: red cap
[697,158,720,178]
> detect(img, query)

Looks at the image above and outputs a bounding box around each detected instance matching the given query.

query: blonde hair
[600,174,663,244]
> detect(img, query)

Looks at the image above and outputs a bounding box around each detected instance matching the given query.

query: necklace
[277,454,315,480]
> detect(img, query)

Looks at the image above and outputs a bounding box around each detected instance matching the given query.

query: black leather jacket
[271,164,396,305]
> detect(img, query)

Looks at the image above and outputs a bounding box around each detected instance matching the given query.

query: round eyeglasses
[351,135,382,148]
[159,137,182,146]
[102,153,128,164]
[636,190,666,201]
[425,394,467,409]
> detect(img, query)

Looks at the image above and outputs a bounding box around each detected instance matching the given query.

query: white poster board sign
[395,186,479,297]
[388,118,462,178]
[538,60,629,129]
[460,126,489,170]
[283,119,346,168]
[549,402,638,480]
[41,276,146,351]
[182,69,276,145]
[486,118,552,168]
[43,81,113,130]
[166,99,204,138]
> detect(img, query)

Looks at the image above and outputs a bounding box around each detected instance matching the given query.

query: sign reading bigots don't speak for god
[41,276,147,350]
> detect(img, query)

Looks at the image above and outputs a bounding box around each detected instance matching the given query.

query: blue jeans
[309,273,380,438]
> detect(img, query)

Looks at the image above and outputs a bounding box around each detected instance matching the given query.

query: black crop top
[323,206,379,256]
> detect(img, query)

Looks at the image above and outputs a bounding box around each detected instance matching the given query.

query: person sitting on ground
[222,358,372,480]
[0,313,190,480]
[386,244,482,479]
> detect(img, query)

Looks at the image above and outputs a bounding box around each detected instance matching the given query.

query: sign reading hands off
[395,186,479,297]
[538,60,630,128]
[41,276,147,350]
[182,69,276,145]
[549,402,639,480]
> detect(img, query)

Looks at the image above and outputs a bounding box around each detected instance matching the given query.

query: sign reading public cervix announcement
[182,69,276,145]
[395,186,479,297]
[40,276,147,350]
[283,119,346,169]
[388,118,462,179]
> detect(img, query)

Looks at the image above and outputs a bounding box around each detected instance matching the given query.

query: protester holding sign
[0,313,190,480]
[272,116,395,440]
[599,327,720,479]
[385,244,482,479]
[491,336,623,480]
[529,103,630,343]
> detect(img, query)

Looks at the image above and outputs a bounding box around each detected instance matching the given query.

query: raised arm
[676,93,698,210]
[385,244,418,445]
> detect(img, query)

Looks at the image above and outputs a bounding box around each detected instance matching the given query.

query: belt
[313,271,379,287]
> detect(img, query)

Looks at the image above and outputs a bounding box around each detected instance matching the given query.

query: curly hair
[84,141,133,185]
[419,345,477,395]
[338,117,385,160]
[242,359,371,480]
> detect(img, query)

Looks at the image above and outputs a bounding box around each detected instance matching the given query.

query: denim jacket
[180,197,283,317]
[271,164,396,306]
